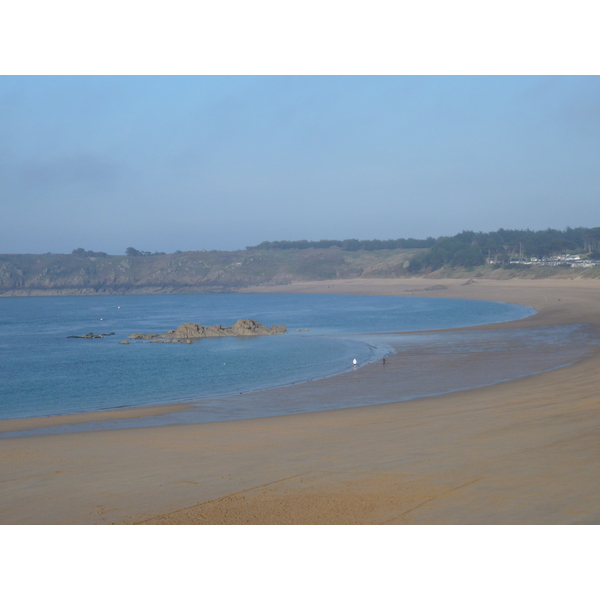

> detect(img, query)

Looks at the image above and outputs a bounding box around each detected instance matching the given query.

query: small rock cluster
[128,319,287,343]
[66,332,116,339]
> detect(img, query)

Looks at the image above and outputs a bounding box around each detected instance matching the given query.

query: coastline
[2,277,600,524]
[0,287,535,434]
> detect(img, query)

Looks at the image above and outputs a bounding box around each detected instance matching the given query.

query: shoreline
[3,277,600,524]
[0,289,537,435]
[0,403,194,434]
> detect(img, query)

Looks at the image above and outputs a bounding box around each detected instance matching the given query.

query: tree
[72,248,107,258]
[450,247,485,268]
[341,238,361,251]
[125,247,142,257]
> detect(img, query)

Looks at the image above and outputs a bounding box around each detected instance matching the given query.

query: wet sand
[0,403,193,434]
[2,277,600,524]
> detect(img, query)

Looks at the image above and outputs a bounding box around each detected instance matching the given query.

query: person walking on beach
[382,357,386,366]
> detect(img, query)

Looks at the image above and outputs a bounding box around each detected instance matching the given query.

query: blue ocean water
[0,293,536,422]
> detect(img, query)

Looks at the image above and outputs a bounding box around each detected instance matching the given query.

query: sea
[1,293,598,436]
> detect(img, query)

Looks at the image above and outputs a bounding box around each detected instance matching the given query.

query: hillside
[4,226,600,297]
[0,247,417,296]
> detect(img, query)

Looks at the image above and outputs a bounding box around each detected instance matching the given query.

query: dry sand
[2,277,600,524]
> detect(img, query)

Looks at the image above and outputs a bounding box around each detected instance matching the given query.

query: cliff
[0,248,415,296]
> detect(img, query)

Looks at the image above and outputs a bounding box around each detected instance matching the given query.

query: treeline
[71,248,108,258]
[408,227,600,273]
[71,247,167,257]
[125,247,166,257]
[248,237,436,252]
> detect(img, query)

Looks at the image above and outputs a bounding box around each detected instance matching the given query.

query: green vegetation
[71,248,108,258]
[407,227,600,274]
[125,247,166,257]
[248,237,435,251]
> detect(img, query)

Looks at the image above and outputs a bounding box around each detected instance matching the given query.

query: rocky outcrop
[128,319,287,341]
[0,261,25,288]
[67,332,116,339]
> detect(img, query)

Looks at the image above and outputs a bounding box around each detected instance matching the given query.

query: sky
[1,75,600,254]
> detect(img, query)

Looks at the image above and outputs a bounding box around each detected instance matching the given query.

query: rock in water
[128,332,161,340]
[67,332,116,339]
[129,319,286,341]
[230,319,286,336]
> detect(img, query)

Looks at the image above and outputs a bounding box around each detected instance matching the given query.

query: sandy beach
[2,277,600,524]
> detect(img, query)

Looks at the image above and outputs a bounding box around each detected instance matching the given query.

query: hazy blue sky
[1,75,599,254]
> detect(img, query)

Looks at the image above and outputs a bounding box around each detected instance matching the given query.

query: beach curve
[2,277,600,524]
